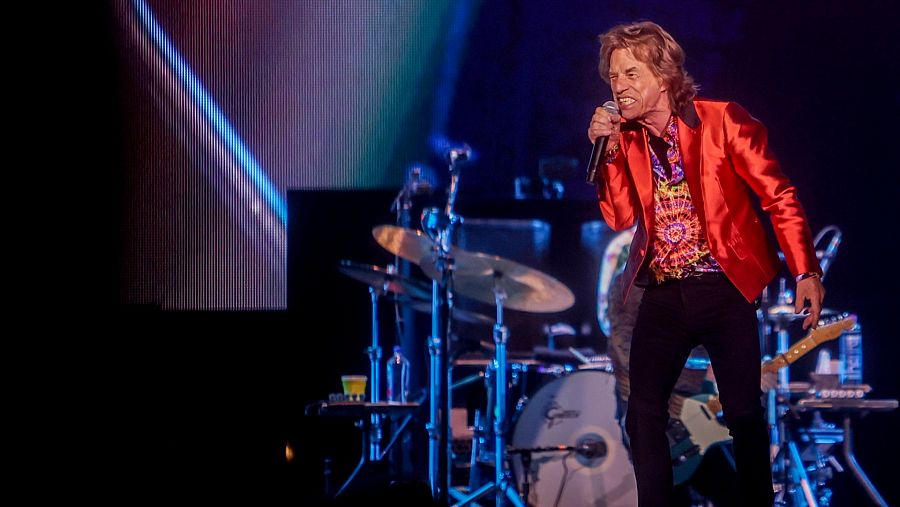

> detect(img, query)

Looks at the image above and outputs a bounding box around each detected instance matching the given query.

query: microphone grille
[602,100,619,114]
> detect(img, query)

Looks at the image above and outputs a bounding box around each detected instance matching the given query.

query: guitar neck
[762,334,819,373]
[761,354,789,374]
[760,316,855,374]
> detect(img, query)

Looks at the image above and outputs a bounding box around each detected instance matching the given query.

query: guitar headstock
[809,313,858,345]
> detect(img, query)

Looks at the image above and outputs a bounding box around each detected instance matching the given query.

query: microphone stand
[389,168,424,479]
[813,225,842,281]
[423,150,465,504]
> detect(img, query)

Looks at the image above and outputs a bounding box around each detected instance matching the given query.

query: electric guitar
[668,314,857,485]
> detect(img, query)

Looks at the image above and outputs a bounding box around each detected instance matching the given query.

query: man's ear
[658,77,669,93]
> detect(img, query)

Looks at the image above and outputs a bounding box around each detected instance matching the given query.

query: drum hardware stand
[366,285,385,461]
[768,226,843,506]
[423,148,468,504]
[331,280,393,499]
[463,408,489,501]
[451,277,526,507]
[767,278,818,506]
[345,169,427,478]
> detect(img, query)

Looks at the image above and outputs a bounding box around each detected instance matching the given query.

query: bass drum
[511,370,637,506]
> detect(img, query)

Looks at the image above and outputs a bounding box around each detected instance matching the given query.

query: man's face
[608,48,670,122]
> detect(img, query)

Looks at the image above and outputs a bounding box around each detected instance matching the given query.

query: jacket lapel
[677,101,706,223]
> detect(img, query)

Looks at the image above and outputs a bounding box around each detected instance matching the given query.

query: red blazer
[597,98,821,302]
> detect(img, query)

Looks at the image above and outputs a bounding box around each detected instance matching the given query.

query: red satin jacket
[597,98,821,302]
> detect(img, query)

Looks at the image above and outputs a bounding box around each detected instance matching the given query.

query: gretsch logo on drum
[542,396,580,428]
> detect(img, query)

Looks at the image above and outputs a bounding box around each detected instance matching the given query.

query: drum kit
[331,148,641,507]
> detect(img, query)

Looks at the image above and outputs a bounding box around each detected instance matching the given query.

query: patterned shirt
[648,116,722,282]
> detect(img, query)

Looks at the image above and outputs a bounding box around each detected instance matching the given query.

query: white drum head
[511,370,637,506]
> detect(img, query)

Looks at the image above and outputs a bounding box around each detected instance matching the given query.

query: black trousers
[625,273,774,507]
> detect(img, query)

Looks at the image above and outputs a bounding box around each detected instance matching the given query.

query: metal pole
[426,147,468,504]
[427,217,453,504]
[368,287,383,461]
[842,414,889,506]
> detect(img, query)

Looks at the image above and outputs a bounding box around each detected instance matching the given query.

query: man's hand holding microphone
[585,101,621,183]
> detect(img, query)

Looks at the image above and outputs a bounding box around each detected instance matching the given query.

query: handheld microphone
[585,101,620,184]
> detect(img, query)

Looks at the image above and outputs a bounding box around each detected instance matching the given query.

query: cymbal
[405,299,494,326]
[421,250,575,313]
[767,304,839,322]
[371,225,496,278]
[372,224,574,313]
[767,304,804,321]
[372,225,440,265]
[338,260,431,300]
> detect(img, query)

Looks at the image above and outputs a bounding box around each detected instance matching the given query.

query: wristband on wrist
[795,272,820,283]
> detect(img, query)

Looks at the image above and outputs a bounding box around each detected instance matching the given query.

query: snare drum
[511,369,637,506]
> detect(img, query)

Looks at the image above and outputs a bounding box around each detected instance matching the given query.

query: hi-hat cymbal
[338,260,431,300]
[767,304,839,322]
[421,250,575,313]
[767,304,804,321]
[767,305,841,319]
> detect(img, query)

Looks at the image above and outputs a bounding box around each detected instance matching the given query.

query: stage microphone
[576,439,608,459]
[585,101,620,184]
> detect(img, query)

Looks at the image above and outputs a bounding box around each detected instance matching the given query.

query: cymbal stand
[366,284,387,460]
[333,281,388,499]
[423,148,467,504]
[768,278,818,506]
[426,244,452,504]
[452,275,525,507]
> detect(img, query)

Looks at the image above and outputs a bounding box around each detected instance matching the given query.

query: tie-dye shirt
[648,116,722,283]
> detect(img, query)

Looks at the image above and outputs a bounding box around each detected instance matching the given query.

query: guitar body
[665,315,856,485]
[668,394,732,485]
